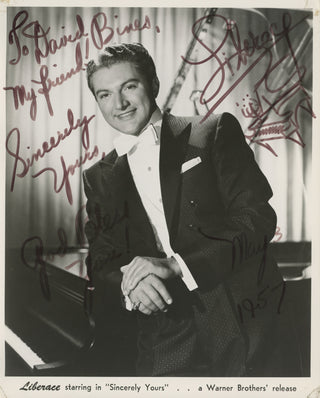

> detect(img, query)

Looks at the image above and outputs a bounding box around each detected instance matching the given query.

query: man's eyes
[99,92,111,100]
[124,83,137,90]
[98,83,137,100]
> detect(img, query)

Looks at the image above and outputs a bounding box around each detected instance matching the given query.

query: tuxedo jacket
[83,112,296,376]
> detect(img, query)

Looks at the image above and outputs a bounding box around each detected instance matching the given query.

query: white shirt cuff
[121,280,134,311]
[172,253,198,291]
[123,294,134,311]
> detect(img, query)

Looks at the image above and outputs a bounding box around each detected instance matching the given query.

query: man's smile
[116,109,137,120]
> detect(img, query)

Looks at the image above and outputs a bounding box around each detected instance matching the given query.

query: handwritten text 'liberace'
[184,12,315,156]
[6,109,99,204]
[5,10,160,121]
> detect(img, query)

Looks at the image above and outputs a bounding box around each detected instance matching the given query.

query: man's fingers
[126,269,152,292]
[120,264,130,273]
[122,259,174,307]
[123,259,168,292]
[134,289,159,312]
[129,276,170,313]
[122,258,152,293]
[121,256,140,274]
[126,259,148,284]
[148,274,173,305]
[121,258,141,294]
[137,303,152,315]
[121,256,177,296]
[140,283,168,312]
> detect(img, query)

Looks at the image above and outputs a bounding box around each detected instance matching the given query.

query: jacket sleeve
[179,112,277,289]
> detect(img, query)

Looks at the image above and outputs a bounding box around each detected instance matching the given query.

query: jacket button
[188,223,194,229]
[190,200,197,207]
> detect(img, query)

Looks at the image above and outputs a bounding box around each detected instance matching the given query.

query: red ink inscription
[32,146,100,205]
[8,10,87,65]
[5,10,158,121]
[272,226,283,242]
[3,84,37,121]
[184,12,315,155]
[6,109,97,203]
[8,10,156,66]
[4,42,86,121]
[90,12,152,49]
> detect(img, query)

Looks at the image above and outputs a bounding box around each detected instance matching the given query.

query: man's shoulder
[166,112,234,136]
[165,112,225,148]
[170,112,241,137]
[83,149,117,182]
[165,112,221,128]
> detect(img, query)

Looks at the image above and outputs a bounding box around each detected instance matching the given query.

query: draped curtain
[5,7,313,251]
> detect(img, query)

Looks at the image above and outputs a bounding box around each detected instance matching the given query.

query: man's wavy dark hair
[86,43,159,98]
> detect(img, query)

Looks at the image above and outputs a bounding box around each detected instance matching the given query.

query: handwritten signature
[184,11,315,156]
[6,108,98,204]
[20,202,130,300]
[21,205,88,300]
[197,228,286,320]
[198,228,269,285]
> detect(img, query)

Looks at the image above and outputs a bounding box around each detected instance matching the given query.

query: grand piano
[5,247,137,376]
[5,242,311,376]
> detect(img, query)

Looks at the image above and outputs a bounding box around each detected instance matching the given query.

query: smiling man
[92,62,157,135]
[83,43,301,377]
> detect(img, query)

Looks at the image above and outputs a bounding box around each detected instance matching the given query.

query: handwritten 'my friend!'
[4,10,159,122]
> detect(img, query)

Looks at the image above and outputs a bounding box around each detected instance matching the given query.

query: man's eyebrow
[95,89,111,96]
[121,78,139,86]
[95,78,140,96]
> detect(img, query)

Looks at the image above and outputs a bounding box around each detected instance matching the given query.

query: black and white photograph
[1,2,320,397]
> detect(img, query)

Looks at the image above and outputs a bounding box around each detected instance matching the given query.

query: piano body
[5,247,137,376]
[5,242,311,376]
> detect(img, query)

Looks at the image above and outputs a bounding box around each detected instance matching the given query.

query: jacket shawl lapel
[100,152,158,254]
[160,113,192,241]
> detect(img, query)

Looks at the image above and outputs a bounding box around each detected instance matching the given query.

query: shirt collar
[146,107,162,130]
[113,107,163,156]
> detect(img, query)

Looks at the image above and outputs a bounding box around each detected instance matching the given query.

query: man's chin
[115,122,145,136]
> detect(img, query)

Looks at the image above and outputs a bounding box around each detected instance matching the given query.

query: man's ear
[152,77,160,98]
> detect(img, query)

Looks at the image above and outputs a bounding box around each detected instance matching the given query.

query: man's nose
[114,92,129,109]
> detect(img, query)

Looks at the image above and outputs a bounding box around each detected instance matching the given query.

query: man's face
[91,62,156,136]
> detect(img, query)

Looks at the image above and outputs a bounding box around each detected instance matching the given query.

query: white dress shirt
[113,109,198,309]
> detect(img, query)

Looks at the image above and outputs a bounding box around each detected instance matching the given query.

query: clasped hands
[120,256,181,315]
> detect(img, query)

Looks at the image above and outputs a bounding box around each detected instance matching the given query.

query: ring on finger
[132,302,141,311]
